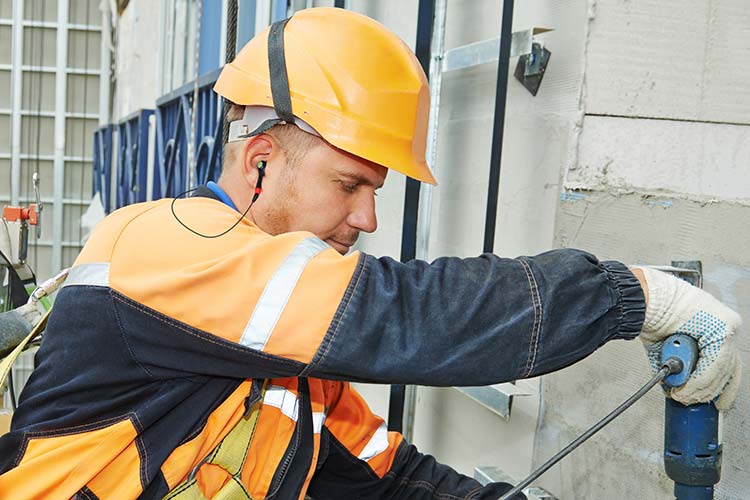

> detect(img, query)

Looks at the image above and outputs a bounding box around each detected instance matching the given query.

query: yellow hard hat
[214,7,436,185]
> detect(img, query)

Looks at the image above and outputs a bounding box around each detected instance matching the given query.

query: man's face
[257,141,387,255]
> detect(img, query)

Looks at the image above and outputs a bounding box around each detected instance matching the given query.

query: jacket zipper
[265,379,311,499]
[266,427,300,498]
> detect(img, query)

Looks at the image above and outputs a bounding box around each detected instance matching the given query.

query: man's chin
[327,239,352,255]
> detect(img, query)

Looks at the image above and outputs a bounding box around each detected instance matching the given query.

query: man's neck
[216,176,258,225]
[206,181,239,211]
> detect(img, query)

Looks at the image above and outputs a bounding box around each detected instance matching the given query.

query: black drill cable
[498,359,682,500]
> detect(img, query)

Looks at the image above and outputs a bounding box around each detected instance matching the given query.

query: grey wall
[534,1,750,498]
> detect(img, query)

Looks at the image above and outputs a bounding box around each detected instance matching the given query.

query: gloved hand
[637,267,742,410]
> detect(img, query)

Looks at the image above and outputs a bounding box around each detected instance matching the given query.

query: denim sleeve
[304,248,645,386]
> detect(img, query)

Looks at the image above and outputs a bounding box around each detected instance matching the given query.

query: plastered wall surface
[585,0,750,124]
[537,0,750,498]
[543,195,750,499]
[568,115,750,204]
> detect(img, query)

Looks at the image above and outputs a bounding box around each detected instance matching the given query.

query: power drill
[661,334,721,500]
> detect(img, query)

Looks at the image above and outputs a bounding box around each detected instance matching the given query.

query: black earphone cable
[170,161,266,239]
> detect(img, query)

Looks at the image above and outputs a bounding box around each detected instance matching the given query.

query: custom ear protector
[252,160,267,203]
[171,160,268,239]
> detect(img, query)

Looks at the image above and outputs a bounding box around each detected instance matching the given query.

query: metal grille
[92,124,113,213]
[153,67,224,199]
[116,109,153,209]
[1,0,103,280]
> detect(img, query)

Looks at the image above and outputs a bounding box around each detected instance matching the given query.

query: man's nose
[348,192,378,234]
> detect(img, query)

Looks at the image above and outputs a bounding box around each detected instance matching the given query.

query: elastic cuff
[601,261,646,339]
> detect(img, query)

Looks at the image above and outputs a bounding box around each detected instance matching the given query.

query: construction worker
[0,8,741,500]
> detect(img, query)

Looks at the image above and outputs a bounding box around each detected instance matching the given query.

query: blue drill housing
[662,334,721,500]
[664,399,721,499]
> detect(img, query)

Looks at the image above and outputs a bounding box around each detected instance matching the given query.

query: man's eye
[341,182,358,193]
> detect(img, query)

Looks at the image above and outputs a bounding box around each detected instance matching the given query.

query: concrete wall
[534,1,750,499]
[539,195,750,499]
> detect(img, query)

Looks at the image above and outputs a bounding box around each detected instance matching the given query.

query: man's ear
[241,135,274,184]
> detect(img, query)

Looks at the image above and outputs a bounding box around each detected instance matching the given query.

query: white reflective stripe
[62,262,110,287]
[358,422,390,462]
[262,385,326,434]
[239,236,330,351]
[263,385,300,422]
[312,412,326,434]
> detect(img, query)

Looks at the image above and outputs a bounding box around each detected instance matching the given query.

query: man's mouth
[328,239,354,255]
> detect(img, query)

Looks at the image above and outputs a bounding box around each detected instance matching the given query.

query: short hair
[222,103,323,170]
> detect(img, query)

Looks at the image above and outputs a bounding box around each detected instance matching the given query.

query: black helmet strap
[239,17,295,138]
[267,17,295,124]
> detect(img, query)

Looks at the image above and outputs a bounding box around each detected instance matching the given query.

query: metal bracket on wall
[668,260,703,287]
[455,380,535,420]
[442,27,553,73]
[514,42,551,96]
[474,466,558,500]
[638,261,703,288]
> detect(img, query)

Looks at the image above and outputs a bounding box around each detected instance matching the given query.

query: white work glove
[638,267,742,410]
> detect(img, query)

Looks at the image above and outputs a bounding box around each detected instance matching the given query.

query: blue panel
[92,125,114,214]
[94,73,225,210]
[236,0,285,50]
[153,68,224,201]
[237,0,257,49]
[272,0,288,21]
[199,0,223,76]
[115,109,154,210]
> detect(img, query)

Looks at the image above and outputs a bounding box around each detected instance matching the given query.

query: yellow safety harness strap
[164,380,268,500]
[0,309,50,394]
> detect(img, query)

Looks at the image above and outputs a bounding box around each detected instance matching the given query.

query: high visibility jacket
[0,189,645,499]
